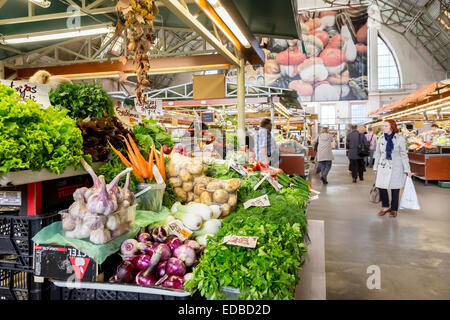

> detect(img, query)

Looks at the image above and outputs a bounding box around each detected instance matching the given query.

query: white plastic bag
[400,177,420,210]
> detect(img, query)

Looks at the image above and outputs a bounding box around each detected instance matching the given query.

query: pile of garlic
[62,159,136,244]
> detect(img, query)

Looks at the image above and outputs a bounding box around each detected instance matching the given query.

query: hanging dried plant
[116,0,158,104]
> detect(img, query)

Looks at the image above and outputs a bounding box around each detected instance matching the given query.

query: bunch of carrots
[108,134,166,183]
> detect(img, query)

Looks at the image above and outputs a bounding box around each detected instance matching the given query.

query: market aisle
[307,150,450,300]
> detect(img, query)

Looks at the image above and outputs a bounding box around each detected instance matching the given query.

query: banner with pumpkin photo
[227,7,369,102]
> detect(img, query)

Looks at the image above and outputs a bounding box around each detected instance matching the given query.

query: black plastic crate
[0,212,60,270]
[51,285,192,300]
[0,268,50,300]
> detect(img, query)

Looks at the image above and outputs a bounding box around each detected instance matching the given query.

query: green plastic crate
[438,181,450,188]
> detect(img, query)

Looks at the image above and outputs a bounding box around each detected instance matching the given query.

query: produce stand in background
[408,152,450,184]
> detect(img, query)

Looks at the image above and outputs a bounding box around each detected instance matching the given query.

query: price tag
[134,98,162,117]
[243,194,270,209]
[309,195,319,201]
[229,160,248,177]
[265,173,282,193]
[167,220,192,241]
[0,191,21,206]
[253,175,267,190]
[0,80,50,108]
[223,235,258,248]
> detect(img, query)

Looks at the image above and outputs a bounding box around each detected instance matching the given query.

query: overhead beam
[0,45,24,55]
[12,54,232,80]
[0,6,116,25]
[160,0,239,66]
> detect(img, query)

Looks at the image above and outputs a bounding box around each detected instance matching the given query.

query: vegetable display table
[408,152,450,184]
[295,219,326,300]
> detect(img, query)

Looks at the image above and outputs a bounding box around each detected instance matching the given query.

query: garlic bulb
[86,176,118,216]
[107,167,133,204]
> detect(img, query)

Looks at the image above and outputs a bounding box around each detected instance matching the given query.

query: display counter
[280,154,305,176]
[408,152,450,184]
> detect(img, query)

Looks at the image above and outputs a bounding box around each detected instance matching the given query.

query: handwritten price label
[243,194,271,209]
[229,161,248,177]
[167,220,192,241]
[0,80,50,108]
[134,98,162,117]
[265,173,282,193]
[223,235,258,248]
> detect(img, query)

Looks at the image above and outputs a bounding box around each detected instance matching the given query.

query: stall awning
[370,81,450,117]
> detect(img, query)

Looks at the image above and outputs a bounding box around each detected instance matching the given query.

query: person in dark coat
[347,124,369,183]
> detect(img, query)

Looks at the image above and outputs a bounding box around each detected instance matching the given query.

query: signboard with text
[0,80,51,108]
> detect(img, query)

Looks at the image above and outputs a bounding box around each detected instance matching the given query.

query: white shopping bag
[400,177,420,210]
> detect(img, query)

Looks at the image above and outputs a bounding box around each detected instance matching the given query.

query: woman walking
[312,127,334,184]
[373,120,413,217]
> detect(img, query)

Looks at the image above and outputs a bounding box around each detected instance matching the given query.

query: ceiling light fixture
[29,0,51,8]
[0,24,114,44]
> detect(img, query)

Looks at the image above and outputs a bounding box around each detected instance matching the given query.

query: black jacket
[347,130,368,160]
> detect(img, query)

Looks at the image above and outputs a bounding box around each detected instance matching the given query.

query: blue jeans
[365,150,375,168]
[319,161,332,180]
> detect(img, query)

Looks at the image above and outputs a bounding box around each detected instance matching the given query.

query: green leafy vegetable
[0,83,85,174]
[49,81,114,119]
[132,119,174,154]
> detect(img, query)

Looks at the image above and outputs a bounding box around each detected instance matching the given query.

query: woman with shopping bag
[373,120,413,217]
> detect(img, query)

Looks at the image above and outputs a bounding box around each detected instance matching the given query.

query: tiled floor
[307,150,450,299]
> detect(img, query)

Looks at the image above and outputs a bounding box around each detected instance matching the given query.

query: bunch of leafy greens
[0,83,85,174]
[132,119,174,155]
[186,165,310,299]
[49,82,114,119]
[77,117,135,162]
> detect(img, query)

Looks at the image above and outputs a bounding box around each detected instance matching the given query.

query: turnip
[121,239,139,256]
[162,275,184,290]
[166,236,183,252]
[135,254,152,270]
[151,226,168,243]
[152,243,171,261]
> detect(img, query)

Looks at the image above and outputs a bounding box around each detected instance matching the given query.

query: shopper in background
[312,127,334,184]
[255,118,279,167]
[347,124,368,183]
[373,120,412,218]
[365,127,377,168]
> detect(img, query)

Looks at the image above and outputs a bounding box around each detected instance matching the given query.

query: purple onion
[152,243,171,262]
[135,271,157,286]
[166,237,183,252]
[111,261,136,283]
[162,275,184,290]
[183,273,194,283]
[151,226,168,243]
[157,261,167,278]
[166,257,186,277]
[135,254,152,270]
[173,245,196,267]
[137,233,152,243]
[137,241,154,256]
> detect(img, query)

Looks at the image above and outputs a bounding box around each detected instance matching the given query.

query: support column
[237,56,246,148]
[368,27,378,91]
[270,98,275,126]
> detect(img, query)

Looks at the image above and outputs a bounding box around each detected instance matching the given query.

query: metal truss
[324,0,450,72]
[138,81,294,100]
[1,27,215,69]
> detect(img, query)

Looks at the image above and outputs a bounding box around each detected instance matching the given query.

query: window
[320,105,336,125]
[351,104,367,124]
[377,37,400,89]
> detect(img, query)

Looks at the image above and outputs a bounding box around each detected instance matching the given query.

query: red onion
[152,243,171,262]
[151,226,168,243]
[166,237,183,252]
[137,233,152,243]
[110,261,136,283]
[173,245,196,267]
[137,241,153,256]
[183,273,194,283]
[162,275,184,290]
[136,247,162,286]
[166,257,186,277]
[135,254,152,270]
[157,261,167,278]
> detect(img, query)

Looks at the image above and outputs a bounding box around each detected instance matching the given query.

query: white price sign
[0,80,51,108]
[243,194,270,209]
[134,98,163,117]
